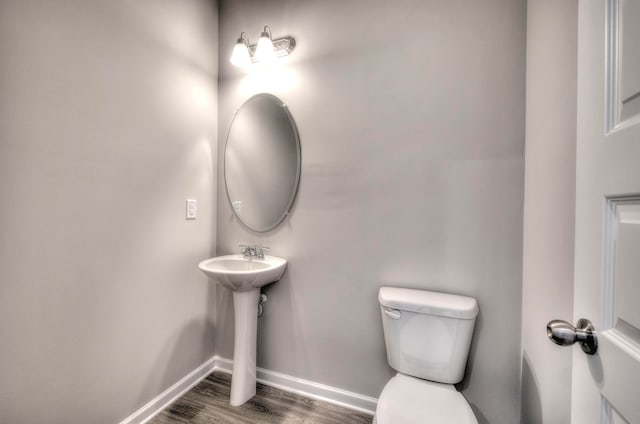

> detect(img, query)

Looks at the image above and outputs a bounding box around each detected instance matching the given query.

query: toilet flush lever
[383,307,402,320]
[546,318,598,355]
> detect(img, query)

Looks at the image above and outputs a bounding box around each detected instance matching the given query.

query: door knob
[546,318,598,354]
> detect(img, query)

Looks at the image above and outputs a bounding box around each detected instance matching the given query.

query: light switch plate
[186,199,197,220]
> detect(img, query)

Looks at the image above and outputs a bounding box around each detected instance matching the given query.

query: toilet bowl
[374,287,479,424]
[374,374,477,424]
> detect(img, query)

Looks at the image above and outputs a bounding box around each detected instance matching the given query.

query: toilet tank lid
[378,287,479,319]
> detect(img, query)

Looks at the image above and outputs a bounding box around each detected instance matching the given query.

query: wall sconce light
[230,33,252,68]
[230,26,296,68]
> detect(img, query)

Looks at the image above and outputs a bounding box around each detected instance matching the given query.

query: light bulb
[230,38,252,67]
[255,31,276,63]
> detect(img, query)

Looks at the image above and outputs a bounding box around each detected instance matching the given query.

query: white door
[571,0,640,422]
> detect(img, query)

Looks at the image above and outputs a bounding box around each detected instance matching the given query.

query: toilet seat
[374,373,478,424]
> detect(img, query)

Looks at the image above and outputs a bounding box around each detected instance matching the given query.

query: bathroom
[2,0,638,423]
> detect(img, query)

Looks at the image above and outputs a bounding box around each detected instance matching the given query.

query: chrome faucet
[240,244,269,259]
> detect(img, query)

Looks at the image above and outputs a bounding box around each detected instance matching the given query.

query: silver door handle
[546,318,598,354]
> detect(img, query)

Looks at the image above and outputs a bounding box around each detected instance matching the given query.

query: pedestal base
[229,288,260,406]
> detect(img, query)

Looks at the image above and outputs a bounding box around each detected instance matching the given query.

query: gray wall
[0,1,577,422]
[521,0,578,423]
[0,1,218,422]
[217,1,525,423]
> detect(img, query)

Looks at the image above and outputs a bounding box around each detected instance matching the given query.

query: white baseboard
[119,356,218,424]
[120,355,377,424]
[214,356,377,416]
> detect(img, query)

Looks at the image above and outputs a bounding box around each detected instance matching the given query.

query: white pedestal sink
[198,254,287,406]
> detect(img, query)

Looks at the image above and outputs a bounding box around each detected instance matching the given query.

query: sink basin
[197,253,287,406]
[198,254,287,292]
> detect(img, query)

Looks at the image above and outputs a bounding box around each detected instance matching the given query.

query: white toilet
[374,287,479,424]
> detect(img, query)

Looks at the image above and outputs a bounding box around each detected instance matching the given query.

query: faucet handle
[239,244,270,258]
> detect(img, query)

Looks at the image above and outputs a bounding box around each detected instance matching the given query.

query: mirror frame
[223,93,301,233]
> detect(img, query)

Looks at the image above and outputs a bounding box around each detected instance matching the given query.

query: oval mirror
[224,93,301,232]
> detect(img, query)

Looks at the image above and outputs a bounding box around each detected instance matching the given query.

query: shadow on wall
[456,310,483,393]
[468,404,490,424]
[457,312,489,424]
[135,285,217,415]
[520,352,542,424]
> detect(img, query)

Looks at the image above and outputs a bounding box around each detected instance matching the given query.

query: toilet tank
[378,287,479,384]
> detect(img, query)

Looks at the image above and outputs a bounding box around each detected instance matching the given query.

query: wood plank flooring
[149,372,374,424]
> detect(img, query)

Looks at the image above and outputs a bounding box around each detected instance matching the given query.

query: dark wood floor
[149,372,373,424]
